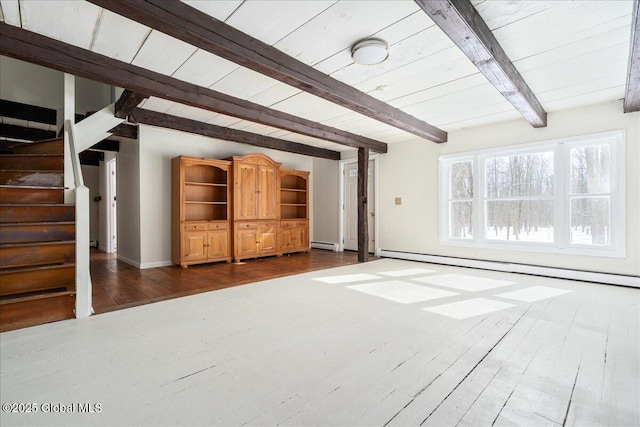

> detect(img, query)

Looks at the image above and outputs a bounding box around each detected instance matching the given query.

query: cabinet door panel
[236,163,258,220]
[207,230,229,260]
[237,228,259,258]
[258,165,279,219]
[184,231,207,262]
[294,226,308,250]
[280,228,294,253]
[258,227,278,254]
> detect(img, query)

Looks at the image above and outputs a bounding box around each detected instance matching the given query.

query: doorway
[340,157,376,254]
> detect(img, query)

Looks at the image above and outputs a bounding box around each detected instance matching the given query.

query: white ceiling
[0,0,635,153]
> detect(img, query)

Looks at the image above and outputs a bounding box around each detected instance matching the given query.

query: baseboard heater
[378,249,640,288]
[311,241,339,252]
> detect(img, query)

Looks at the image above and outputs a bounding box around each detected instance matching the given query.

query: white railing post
[66,119,94,318]
[74,185,93,318]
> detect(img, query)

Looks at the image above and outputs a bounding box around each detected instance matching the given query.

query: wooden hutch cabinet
[172,156,231,267]
[172,153,310,265]
[279,169,310,254]
[231,154,282,262]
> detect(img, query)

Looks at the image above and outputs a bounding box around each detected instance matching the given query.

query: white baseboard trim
[116,255,173,270]
[116,254,141,269]
[140,260,173,269]
[311,241,339,251]
[378,249,640,288]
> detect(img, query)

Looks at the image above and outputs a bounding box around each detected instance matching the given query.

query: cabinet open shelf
[185,183,227,204]
[280,170,309,221]
[185,201,227,204]
[184,164,227,185]
[173,156,232,266]
[185,182,227,187]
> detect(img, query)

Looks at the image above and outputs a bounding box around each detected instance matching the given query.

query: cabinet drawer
[185,222,207,231]
[237,222,258,229]
[209,222,228,230]
[260,221,278,228]
[280,220,297,228]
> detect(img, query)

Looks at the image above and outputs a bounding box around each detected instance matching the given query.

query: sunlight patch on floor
[347,281,458,304]
[414,273,515,291]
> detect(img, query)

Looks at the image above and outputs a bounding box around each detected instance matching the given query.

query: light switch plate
[395,197,402,205]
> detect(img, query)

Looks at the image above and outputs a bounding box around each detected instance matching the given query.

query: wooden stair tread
[0,240,75,248]
[0,203,74,207]
[0,169,62,173]
[0,289,75,305]
[0,262,75,274]
[0,184,66,189]
[0,153,63,157]
[0,221,75,226]
[0,291,75,332]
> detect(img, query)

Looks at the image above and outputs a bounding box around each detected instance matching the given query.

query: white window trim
[439,130,626,258]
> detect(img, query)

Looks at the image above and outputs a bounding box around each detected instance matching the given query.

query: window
[440,130,625,257]
[448,160,473,239]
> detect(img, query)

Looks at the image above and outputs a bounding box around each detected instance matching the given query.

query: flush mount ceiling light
[351,38,389,65]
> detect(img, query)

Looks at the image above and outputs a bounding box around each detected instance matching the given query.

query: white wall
[364,100,639,276]
[116,138,141,267]
[0,56,62,110]
[136,124,314,267]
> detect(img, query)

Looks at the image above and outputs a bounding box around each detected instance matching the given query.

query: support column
[358,147,369,262]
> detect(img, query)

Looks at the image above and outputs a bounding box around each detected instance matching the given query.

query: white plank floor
[1,258,638,426]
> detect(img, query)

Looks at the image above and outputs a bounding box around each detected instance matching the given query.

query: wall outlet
[395,197,402,205]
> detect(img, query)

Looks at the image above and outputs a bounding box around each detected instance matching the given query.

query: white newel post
[74,185,93,318]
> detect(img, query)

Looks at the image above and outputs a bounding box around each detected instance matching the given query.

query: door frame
[338,155,379,255]
[105,157,117,253]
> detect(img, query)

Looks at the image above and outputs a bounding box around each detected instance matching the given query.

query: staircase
[0,138,76,332]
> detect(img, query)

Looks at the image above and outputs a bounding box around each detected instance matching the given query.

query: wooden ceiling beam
[624,0,640,113]
[90,139,120,152]
[415,0,547,128]
[79,150,104,166]
[0,99,57,125]
[0,22,386,153]
[109,123,138,139]
[115,90,149,119]
[0,123,56,141]
[87,0,447,144]
[131,108,340,160]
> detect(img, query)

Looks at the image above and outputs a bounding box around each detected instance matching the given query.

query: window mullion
[475,154,483,243]
[556,144,568,249]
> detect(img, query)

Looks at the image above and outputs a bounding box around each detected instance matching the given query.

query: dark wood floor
[91,249,361,314]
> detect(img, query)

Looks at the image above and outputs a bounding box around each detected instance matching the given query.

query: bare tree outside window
[570,144,610,245]
[485,152,554,242]
[449,161,473,238]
